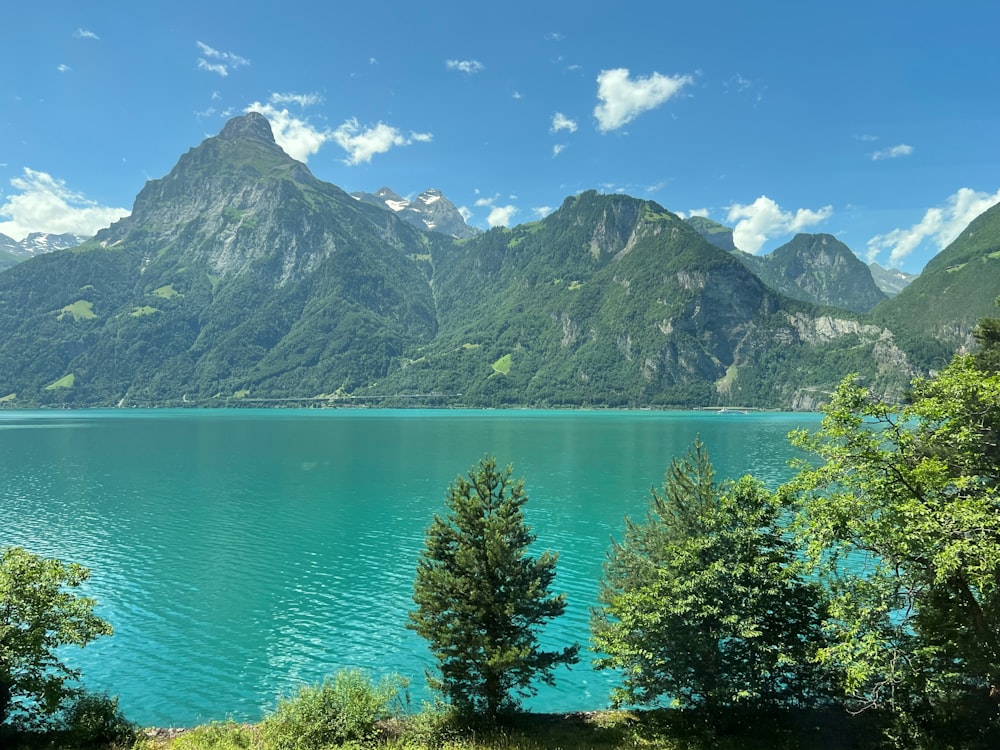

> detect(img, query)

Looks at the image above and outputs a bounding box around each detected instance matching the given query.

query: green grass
[56,300,96,321]
[491,354,512,375]
[130,306,160,317]
[152,285,181,299]
[124,707,885,750]
[45,374,75,390]
[0,393,16,402]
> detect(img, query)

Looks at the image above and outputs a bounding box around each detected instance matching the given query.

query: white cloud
[593,68,693,132]
[0,168,129,241]
[331,118,433,165]
[552,144,567,157]
[551,112,577,133]
[532,206,554,219]
[474,195,498,208]
[196,41,250,77]
[244,102,333,162]
[57,64,71,73]
[726,196,833,254]
[866,187,1000,267]
[872,143,913,161]
[487,205,517,227]
[446,59,484,74]
[269,92,322,107]
[74,28,99,40]
[675,208,710,220]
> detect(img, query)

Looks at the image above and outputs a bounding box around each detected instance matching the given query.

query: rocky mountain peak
[218,112,277,145]
[351,186,481,239]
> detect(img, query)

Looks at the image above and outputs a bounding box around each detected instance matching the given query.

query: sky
[2,1,999,274]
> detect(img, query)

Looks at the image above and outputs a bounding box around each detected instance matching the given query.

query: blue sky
[2,1,999,274]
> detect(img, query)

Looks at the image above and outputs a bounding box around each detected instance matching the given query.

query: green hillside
[874,201,1000,369]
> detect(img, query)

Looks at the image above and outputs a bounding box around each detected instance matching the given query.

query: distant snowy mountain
[0,231,88,271]
[351,187,481,239]
[0,231,88,257]
[868,262,918,298]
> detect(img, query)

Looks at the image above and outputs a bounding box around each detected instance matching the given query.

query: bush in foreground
[259,670,405,749]
[62,692,135,747]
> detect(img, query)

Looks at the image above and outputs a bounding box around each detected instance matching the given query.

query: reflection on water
[0,408,819,726]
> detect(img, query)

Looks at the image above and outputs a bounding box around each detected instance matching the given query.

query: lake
[0,408,821,727]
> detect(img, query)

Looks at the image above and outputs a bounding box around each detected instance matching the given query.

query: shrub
[170,721,257,750]
[399,701,462,749]
[259,670,404,749]
[62,691,135,747]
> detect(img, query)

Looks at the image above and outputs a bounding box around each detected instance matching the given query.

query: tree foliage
[0,547,112,728]
[787,344,1000,714]
[408,457,578,720]
[592,441,833,710]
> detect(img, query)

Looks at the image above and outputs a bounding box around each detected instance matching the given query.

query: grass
[153,285,181,299]
[45,374,75,390]
[57,300,96,321]
[131,306,160,317]
[119,706,881,750]
[491,354,512,375]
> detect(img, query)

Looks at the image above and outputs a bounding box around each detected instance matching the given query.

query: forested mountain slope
[0,114,984,409]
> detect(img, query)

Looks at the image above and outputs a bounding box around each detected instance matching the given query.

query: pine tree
[408,457,578,720]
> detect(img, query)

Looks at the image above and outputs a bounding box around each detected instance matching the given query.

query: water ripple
[0,409,820,725]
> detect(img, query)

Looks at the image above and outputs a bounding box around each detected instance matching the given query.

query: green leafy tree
[592,441,833,710]
[972,297,1000,373]
[408,457,579,720]
[0,547,112,728]
[787,351,1000,714]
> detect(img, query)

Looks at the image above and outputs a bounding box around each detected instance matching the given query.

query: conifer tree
[408,457,578,720]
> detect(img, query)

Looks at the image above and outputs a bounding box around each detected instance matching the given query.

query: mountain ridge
[0,114,993,409]
[351,186,481,239]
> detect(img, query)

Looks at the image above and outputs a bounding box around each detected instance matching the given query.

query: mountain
[0,114,951,410]
[0,231,88,271]
[685,219,887,313]
[732,234,887,313]
[372,192,914,409]
[874,200,1000,369]
[684,215,737,251]
[0,112,440,406]
[868,261,917,297]
[351,186,481,239]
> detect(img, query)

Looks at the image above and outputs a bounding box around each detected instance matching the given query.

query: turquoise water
[0,408,821,726]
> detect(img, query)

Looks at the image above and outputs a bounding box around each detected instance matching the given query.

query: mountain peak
[351,186,481,239]
[218,112,276,144]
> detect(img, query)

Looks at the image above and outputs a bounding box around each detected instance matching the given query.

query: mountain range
[350,187,481,239]
[0,113,997,409]
[0,231,89,272]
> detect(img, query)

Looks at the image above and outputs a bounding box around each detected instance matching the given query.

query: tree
[0,547,112,728]
[972,297,1000,373]
[592,441,833,711]
[787,352,1000,715]
[408,457,578,720]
